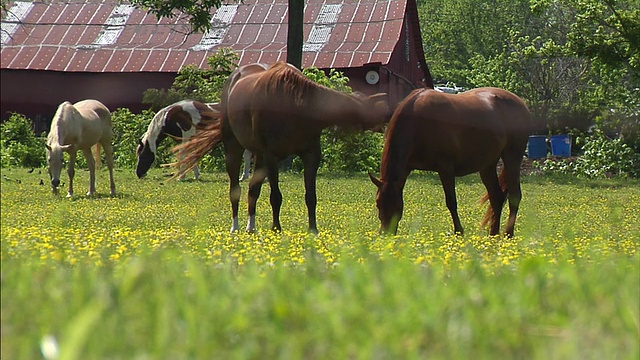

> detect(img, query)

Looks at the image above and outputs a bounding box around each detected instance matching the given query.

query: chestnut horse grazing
[174,61,388,233]
[369,87,531,237]
[136,100,220,180]
[46,99,116,197]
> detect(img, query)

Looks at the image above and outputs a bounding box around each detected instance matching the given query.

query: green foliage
[574,129,640,178]
[534,128,640,178]
[301,67,384,173]
[0,113,45,168]
[417,0,638,135]
[110,108,155,168]
[128,0,224,33]
[142,48,239,110]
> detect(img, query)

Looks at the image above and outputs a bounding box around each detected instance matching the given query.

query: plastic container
[527,135,548,159]
[550,134,571,157]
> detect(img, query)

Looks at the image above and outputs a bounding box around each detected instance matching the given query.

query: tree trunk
[287,0,304,69]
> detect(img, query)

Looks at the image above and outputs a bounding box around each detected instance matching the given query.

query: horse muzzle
[51,178,60,188]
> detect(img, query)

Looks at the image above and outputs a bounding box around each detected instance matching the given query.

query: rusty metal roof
[1,0,412,72]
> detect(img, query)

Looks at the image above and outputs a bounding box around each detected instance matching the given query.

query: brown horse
[369,87,531,237]
[174,61,389,233]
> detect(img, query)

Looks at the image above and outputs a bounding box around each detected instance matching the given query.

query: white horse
[136,100,220,180]
[45,99,116,197]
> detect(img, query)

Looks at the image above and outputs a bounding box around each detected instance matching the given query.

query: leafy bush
[574,129,639,178]
[302,67,384,173]
[534,128,640,178]
[0,113,45,168]
[142,48,239,111]
[111,108,156,168]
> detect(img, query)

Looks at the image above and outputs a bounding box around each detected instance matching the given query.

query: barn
[1,0,432,131]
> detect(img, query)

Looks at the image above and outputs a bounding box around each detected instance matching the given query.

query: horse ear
[368,172,383,188]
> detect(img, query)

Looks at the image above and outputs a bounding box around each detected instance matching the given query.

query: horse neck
[48,103,71,145]
[143,108,169,150]
[380,127,412,183]
[313,88,365,127]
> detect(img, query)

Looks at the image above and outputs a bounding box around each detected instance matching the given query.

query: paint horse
[369,87,531,237]
[173,61,389,233]
[136,100,220,180]
[45,99,116,197]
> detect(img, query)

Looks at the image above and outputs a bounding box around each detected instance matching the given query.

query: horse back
[385,87,530,175]
[72,99,112,146]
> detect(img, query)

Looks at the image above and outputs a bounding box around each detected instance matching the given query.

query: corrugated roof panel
[86,49,114,72]
[159,50,188,72]
[1,1,34,45]
[12,47,37,68]
[192,4,238,51]
[0,47,18,68]
[1,0,415,72]
[140,49,167,72]
[28,47,56,69]
[123,49,150,72]
[92,4,134,46]
[47,47,74,70]
[181,51,207,69]
[104,49,133,72]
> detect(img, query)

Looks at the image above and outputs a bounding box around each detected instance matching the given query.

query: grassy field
[1,167,639,359]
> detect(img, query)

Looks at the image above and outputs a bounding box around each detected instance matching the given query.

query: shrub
[574,129,639,178]
[303,67,384,173]
[111,108,155,168]
[534,128,640,178]
[0,113,45,168]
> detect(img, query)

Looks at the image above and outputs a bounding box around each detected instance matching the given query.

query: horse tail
[480,168,508,228]
[93,143,102,170]
[169,118,223,180]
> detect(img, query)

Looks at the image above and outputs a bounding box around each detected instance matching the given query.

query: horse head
[45,143,72,193]
[369,172,404,235]
[352,92,391,132]
[135,138,156,178]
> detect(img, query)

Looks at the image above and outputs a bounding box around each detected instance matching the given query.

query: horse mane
[142,105,173,148]
[255,62,320,105]
[379,88,426,180]
[47,101,73,146]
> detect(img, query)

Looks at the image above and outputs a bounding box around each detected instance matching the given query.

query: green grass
[1,167,639,359]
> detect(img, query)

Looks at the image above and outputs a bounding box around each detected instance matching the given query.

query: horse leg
[479,166,506,236]
[83,147,96,196]
[193,165,200,180]
[438,172,464,235]
[224,139,244,233]
[66,151,77,197]
[240,149,252,181]
[102,142,116,196]
[265,157,283,232]
[301,147,321,234]
[502,153,523,237]
[246,155,268,233]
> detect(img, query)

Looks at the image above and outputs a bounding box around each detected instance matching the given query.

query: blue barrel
[550,134,571,157]
[527,135,547,159]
